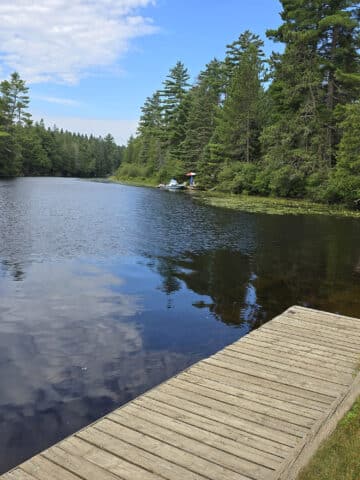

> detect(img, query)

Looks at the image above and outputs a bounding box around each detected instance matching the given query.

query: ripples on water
[0,177,359,473]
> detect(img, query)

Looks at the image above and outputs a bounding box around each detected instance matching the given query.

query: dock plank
[146,388,300,447]
[261,323,360,355]
[178,372,322,419]
[133,395,293,457]
[93,421,251,480]
[248,328,358,363]
[165,377,315,428]
[121,402,282,468]
[219,348,353,385]
[78,426,205,480]
[272,316,360,347]
[21,455,82,480]
[108,410,274,479]
[282,314,360,341]
[205,356,343,398]
[60,437,161,480]
[190,362,333,407]
[2,471,39,480]
[229,339,355,374]
[43,446,119,480]
[188,364,326,413]
[288,306,360,331]
[2,306,360,480]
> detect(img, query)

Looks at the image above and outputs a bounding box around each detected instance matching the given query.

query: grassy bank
[297,396,360,480]
[193,191,360,218]
[110,176,360,218]
[109,175,158,188]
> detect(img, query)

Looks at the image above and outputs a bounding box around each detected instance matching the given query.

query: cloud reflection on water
[0,260,196,473]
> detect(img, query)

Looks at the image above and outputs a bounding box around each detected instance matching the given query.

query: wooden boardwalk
[2,306,360,480]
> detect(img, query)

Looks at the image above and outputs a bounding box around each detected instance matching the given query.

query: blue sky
[0,0,283,144]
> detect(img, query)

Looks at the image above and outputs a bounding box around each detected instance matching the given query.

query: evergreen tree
[114,7,359,208]
[138,91,164,170]
[263,0,360,195]
[161,61,190,156]
[327,102,360,206]
[19,126,51,175]
[0,72,31,128]
[180,59,225,172]
[225,30,265,85]
[317,1,360,162]
[207,32,265,188]
[0,72,32,175]
[0,133,20,176]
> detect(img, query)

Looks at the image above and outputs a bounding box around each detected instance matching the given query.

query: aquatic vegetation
[194,192,360,218]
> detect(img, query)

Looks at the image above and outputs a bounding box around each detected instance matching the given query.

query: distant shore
[108,176,360,218]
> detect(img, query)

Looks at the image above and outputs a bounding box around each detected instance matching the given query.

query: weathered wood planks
[2,305,360,480]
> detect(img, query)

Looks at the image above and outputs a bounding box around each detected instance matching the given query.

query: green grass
[193,191,360,218]
[297,397,360,480]
[108,175,158,188]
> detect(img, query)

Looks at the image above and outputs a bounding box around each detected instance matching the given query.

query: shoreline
[109,176,360,218]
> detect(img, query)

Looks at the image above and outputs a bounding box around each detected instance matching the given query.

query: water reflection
[1,260,25,282]
[174,250,261,326]
[0,178,360,473]
[0,258,242,472]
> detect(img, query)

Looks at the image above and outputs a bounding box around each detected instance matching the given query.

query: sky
[0,0,283,144]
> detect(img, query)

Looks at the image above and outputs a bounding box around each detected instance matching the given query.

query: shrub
[268,165,306,198]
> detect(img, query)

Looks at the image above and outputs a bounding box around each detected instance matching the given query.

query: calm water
[0,177,359,472]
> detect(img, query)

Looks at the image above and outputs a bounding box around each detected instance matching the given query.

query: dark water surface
[0,177,359,472]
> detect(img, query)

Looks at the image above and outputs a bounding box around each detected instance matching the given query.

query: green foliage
[264,0,360,172]
[180,59,225,172]
[161,61,190,156]
[0,73,124,178]
[121,2,359,209]
[326,103,360,206]
[211,32,265,166]
[268,165,306,198]
[117,163,148,179]
[217,162,260,194]
[19,126,51,175]
[0,72,31,128]
[0,131,21,176]
[195,191,360,217]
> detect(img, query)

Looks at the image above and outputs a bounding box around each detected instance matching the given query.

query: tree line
[117,0,360,207]
[0,73,124,177]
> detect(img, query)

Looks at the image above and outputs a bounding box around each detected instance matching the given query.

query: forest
[1,1,359,207]
[116,0,360,207]
[0,72,124,178]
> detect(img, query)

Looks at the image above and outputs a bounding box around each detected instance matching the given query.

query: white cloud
[34,114,138,144]
[0,0,157,84]
[33,95,81,106]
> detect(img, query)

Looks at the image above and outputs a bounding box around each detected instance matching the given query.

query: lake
[0,177,359,473]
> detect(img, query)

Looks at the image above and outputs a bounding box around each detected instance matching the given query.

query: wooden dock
[2,306,360,480]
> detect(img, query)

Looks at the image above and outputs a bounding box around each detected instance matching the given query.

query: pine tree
[19,126,51,175]
[208,32,265,186]
[317,1,360,162]
[0,72,32,175]
[0,72,31,128]
[180,59,225,172]
[103,134,118,174]
[327,102,360,206]
[264,0,360,186]
[138,91,164,170]
[160,61,190,156]
[225,31,265,85]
